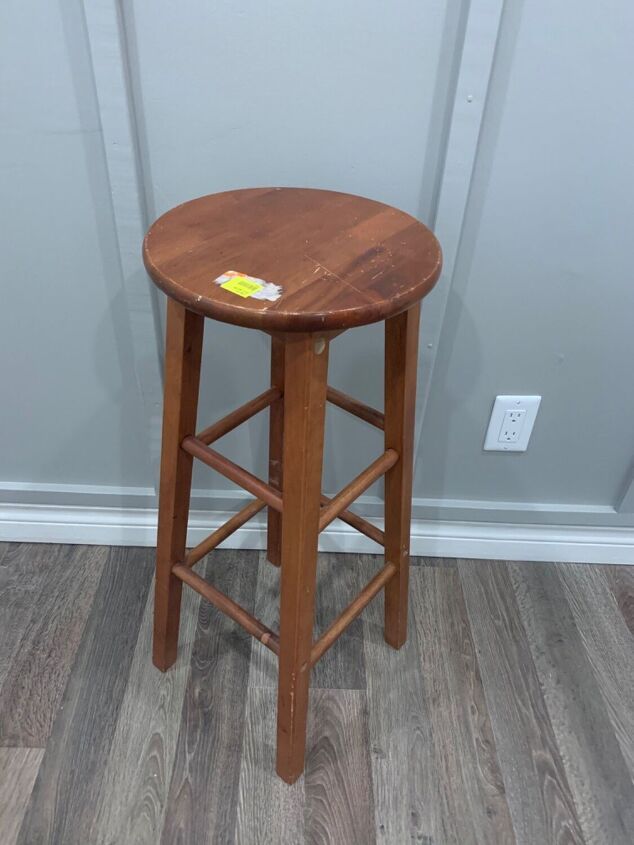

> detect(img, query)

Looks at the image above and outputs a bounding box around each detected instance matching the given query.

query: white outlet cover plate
[484,395,541,452]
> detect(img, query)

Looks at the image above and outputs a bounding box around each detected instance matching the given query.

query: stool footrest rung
[172,563,280,654]
[310,562,397,665]
[182,436,283,512]
[184,498,266,568]
[326,386,385,430]
[319,449,399,533]
[319,495,384,546]
[197,387,282,445]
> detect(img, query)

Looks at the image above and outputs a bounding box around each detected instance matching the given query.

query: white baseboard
[1,501,633,565]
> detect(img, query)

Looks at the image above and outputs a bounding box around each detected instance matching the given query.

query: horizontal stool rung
[310,563,397,665]
[319,449,399,533]
[184,498,266,568]
[326,386,385,430]
[172,563,280,655]
[319,495,384,546]
[182,436,283,512]
[197,387,281,445]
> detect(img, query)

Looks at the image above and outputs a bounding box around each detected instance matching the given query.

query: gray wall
[0,0,152,499]
[1,0,633,535]
[416,0,634,524]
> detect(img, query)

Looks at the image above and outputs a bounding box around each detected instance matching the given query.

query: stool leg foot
[276,334,329,783]
[384,305,420,649]
[267,337,284,567]
[153,301,204,672]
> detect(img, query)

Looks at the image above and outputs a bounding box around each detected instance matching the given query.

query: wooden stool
[143,188,442,783]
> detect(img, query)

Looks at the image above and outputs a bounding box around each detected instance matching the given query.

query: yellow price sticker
[220,275,263,298]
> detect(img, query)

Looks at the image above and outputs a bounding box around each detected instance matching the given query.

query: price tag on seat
[220,274,264,298]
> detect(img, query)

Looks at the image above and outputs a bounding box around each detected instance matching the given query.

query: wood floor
[0,542,632,844]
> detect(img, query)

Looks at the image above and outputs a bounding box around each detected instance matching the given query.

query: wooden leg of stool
[276,333,329,783]
[267,336,284,566]
[384,304,420,649]
[153,301,204,672]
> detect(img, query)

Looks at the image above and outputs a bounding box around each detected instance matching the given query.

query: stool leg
[384,304,420,649]
[267,336,285,566]
[153,301,204,672]
[276,334,329,783]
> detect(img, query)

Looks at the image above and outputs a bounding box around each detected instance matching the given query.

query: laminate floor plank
[0,544,106,746]
[311,553,368,690]
[3,543,632,845]
[411,562,515,845]
[555,563,634,780]
[362,555,436,844]
[89,577,201,845]
[236,687,305,844]
[510,562,634,845]
[16,547,153,845]
[0,747,44,845]
[304,689,375,845]
[0,544,73,692]
[249,552,367,691]
[459,559,584,845]
[604,565,634,637]
[160,550,258,845]
[0,543,39,689]
[237,686,375,845]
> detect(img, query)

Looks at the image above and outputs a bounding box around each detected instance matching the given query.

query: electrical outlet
[484,395,541,452]
[499,409,526,442]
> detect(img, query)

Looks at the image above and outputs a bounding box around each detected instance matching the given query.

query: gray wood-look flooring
[0,542,632,844]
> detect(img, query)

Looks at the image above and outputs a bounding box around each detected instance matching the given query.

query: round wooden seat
[143,187,442,333]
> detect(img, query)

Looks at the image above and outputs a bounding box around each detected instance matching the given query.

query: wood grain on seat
[143,188,442,332]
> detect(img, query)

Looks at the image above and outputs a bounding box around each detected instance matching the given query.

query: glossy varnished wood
[196,387,280,446]
[318,449,398,532]
[276,333,330,783]
[310,563,396,666]
[383,304,420,648]
[267,336,285,566]
[172,563,279,654]
[145,188,440,783]
[184,498,265,568]
[153,300,204,672]
[143,188,442,333]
